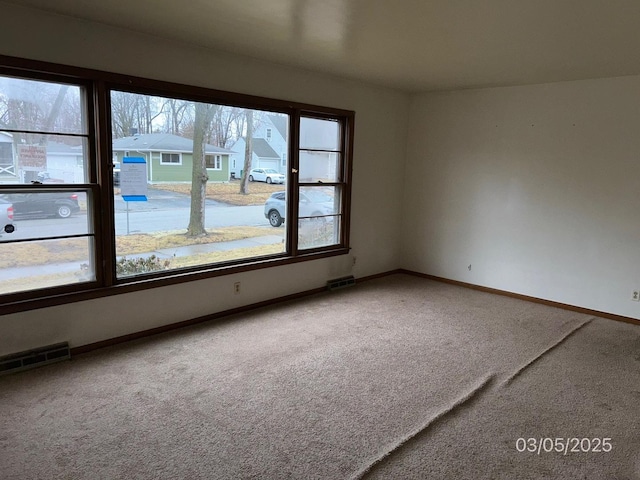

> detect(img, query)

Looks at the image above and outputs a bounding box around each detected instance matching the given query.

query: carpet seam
[350,374,495,480]
[500,317,595,388]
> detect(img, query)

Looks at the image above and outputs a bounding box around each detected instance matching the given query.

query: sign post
[120,157,148,235]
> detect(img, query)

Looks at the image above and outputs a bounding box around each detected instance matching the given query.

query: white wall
[403,76,640,319]
[0,4,409,355]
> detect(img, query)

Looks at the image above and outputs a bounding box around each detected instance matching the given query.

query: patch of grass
[167,243,284,268]
[0,226,282,269]
[116,226,281,255]
[0,243,284,294]
[153,180,284,206]
[0,270,90,295]
[0,240,89,269]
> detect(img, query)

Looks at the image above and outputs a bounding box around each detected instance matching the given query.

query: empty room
[1,1,639,479]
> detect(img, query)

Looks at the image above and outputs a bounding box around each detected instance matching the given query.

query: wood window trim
[0,54,355,315]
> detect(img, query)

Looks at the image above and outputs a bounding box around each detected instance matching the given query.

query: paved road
[6,188,272,240]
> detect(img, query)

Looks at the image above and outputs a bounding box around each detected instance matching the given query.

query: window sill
[0,247,350,315]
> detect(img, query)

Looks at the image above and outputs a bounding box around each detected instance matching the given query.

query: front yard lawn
[1,226,281,269]
[153,180,284,206]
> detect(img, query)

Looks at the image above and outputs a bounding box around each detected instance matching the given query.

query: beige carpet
[1,274,639,479]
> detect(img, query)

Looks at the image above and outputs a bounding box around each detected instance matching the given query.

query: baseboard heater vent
[327,275,356,291]
[0,342,70,376]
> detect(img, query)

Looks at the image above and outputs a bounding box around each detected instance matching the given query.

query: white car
[248,168,285,184]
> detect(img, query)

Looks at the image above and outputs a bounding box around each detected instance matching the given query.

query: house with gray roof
[112,133,234,183]
[229,114,288,178]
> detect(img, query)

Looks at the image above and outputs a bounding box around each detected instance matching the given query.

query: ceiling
[7,0,640,92]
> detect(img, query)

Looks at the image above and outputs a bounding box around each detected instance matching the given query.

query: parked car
[0,200,15,237]
[264,190,336,227]
[0,192,80,219]
[249,168,285,184]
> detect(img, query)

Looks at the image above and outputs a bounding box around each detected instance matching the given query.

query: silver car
[249,168,285,184]
[264,190,336,227]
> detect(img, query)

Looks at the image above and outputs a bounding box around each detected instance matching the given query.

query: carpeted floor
[1,274,639,479]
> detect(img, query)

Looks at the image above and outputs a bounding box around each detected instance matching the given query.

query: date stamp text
[515,438,613,455]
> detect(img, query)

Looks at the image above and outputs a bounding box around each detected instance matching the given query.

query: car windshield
[264,169,278,174]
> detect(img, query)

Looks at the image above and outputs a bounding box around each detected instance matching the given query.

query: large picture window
[0,56,353,311]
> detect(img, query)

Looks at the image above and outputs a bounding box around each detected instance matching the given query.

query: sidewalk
[0,235,284,281]
[132,234,284,259]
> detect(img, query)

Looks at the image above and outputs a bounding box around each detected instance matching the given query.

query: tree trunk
[239,109,253,195]
[187,103,215,236]
[39,85,69,145]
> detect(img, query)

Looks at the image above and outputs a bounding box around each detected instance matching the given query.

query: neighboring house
[112,133,233,183]
[41,141,85,183]
[0,132,14,181]
[230,114,288,178]
[0,133,84,184]
[229,138,280,179]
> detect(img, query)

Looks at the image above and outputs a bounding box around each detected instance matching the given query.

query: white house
[0,134,84,184]
[230,114,288,178]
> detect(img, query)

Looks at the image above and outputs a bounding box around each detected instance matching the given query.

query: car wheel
[268,210,283,227]
[56,204,72,218]
[266,177,272,184]
[249,175,254,182]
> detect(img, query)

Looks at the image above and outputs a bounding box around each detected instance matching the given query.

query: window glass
[0,71,96,298]
[0,76,89,185]
[297,115,345,251]
[300,117,340,151]
[0,76,86,135]
[299,151,340,183]
[160,153,180,164]
[297,186,341,249]
[0,60,352,306]
[0,189,96,294]
[111,91,289,278]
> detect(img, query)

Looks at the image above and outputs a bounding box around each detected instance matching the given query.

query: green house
[112,133,234,183]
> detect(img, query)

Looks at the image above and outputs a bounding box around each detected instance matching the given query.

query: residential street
[7,187,271,240]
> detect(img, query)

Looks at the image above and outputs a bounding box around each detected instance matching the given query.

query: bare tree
[111,91,139,138]
[165,99,190,135]
[187,102,217,236]
[210,106,243,148]
[38,85,69,145]
[239,109,254,195]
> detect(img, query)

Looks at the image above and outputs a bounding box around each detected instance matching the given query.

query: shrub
[115,255,171,275]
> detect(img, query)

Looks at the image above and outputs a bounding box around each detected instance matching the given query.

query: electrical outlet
[468,264,472,271]
[352,256,357,266]
[632,290,639,302]
[234,282,241,295]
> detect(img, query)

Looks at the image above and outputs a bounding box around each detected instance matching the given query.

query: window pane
[0,237,95,294]
[0,134,89,185]
[299,215,340,250]
[111,91,289,278]
[300,117,340,150]
[299,151,340,183]
[297,186,341,249]
[0,190,95,294]
[0,73,89,185]
[298,186,341,218]
[0,190,89,233]
[0,76,86,135]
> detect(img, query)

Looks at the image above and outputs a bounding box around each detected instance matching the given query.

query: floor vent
[327,275,356,291]
[0,342,70,376]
